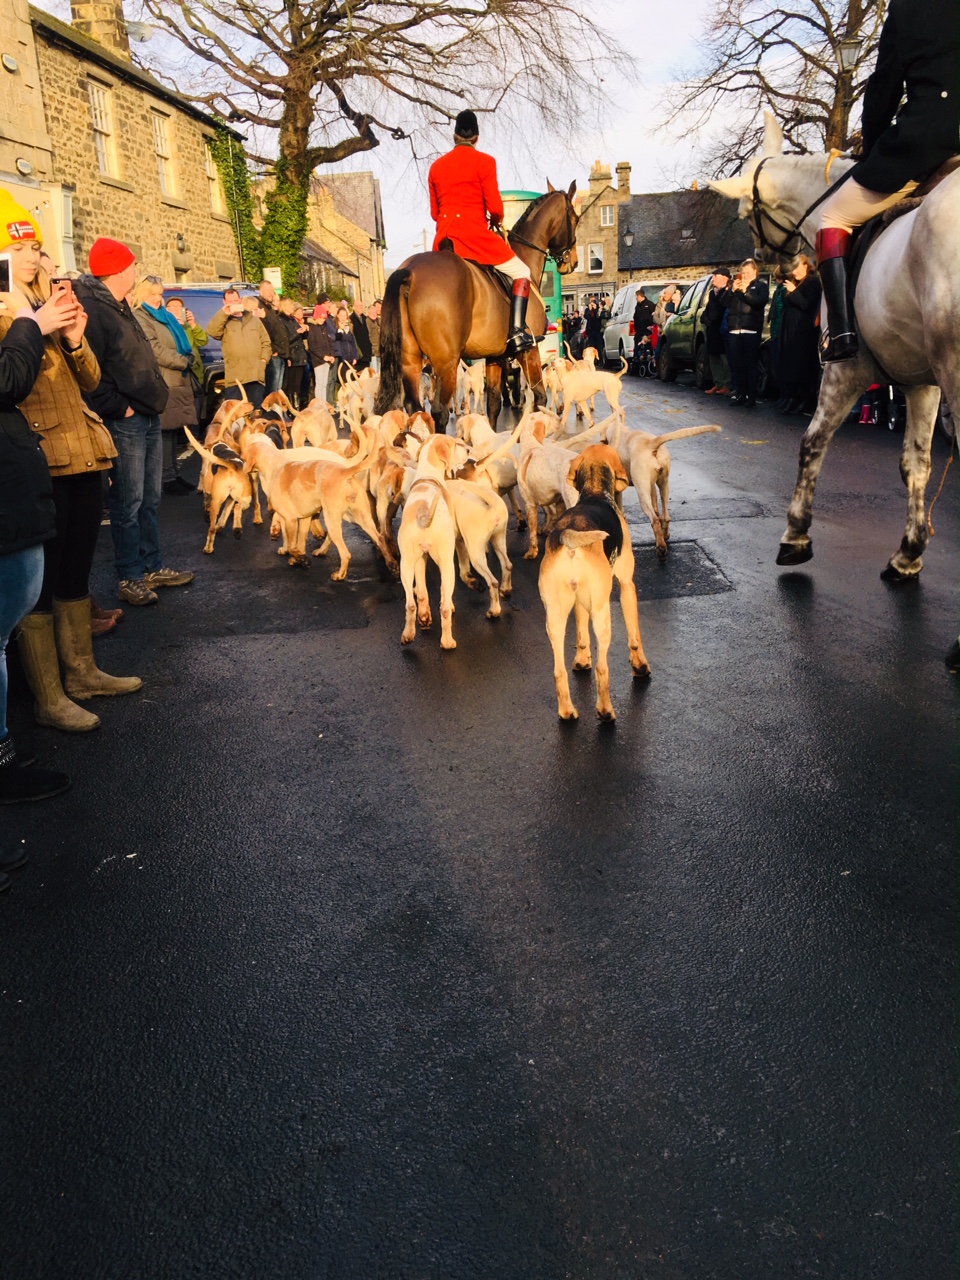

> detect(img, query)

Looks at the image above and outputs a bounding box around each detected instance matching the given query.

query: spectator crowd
[0,187,379,856]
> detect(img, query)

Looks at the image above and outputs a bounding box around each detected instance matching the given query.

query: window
[152,110,175,196]
[680,227,695,242]
[205,140,227,215]
[600,205,614,228]
[587,243,604,274]
[88,78,118,177]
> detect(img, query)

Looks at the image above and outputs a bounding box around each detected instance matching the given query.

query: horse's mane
[512,189,566,234]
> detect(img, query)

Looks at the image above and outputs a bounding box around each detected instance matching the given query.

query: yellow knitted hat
[0,189,42,250]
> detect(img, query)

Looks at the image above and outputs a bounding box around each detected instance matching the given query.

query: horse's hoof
[945,640,960,672]
[776,542,813,566]
[880,562,920,584]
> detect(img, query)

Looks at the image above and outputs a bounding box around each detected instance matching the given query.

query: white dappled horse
[710,114,958,582]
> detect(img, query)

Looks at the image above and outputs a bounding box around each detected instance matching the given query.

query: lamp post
[623,227,634,248]
[836,33,863,148]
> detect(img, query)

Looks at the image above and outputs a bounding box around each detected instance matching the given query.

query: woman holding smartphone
[0,190,140,734]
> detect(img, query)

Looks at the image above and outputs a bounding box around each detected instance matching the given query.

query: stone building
[561,160,632,310]
[616,189,754,289]
[306,172,387,303]
[0,0,242,280]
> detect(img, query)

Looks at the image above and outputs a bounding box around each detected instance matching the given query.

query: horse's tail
[374,268,411,415]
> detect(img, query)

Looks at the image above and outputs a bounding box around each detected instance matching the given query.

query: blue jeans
[265,356,285,395]
[105,412,163,581]
[0,544,45,737]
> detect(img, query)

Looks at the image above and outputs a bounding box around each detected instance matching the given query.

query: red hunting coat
[428,144,513,265]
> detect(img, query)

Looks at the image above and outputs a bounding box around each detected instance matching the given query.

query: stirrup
[822,332,859,363]
[505,328,536,357]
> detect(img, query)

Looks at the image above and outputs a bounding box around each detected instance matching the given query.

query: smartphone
[0,253,10,293]
[50,277,73,296]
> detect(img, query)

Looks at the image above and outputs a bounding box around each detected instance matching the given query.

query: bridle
[505,193,577,269]
[748,155,852,259]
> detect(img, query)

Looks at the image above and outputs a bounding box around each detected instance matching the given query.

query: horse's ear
[546,178,556,192]
[762,111,784,158]
[707,176,751,201]
[567,179,577,200]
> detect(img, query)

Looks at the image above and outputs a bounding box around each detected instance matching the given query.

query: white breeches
[820,177,919,233]
[497,255,532,282]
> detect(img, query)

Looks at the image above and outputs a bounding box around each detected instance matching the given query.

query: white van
[602,282,671,367]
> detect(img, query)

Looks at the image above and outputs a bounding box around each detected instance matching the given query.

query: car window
[678,284,698,313]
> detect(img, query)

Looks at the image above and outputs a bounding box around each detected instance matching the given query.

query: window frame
[204,138,227,216]
[599,205,615,228]
[587,242,604,275]
[151,108,176,198]
[87,76,118,178]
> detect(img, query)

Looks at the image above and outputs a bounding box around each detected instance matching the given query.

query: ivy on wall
[207,124,262,283]
[259,159,309,295]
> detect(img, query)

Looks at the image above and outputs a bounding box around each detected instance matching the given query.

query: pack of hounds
[187,351,720,721]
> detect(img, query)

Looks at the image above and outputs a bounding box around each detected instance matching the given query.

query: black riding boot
[816,230,858,362]
[504,280,536,358]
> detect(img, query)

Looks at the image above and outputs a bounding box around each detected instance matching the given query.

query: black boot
[504,280,536,358]
[0,734,71,805]
[816,230,858,362]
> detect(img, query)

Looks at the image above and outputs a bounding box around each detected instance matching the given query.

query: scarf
[141,301,194,359]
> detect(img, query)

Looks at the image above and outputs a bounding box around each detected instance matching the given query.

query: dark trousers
[161,429,185,484]
[283,364,306,409]
[727,332,762,399]
[222,381,265,409]
[36,471,103,611]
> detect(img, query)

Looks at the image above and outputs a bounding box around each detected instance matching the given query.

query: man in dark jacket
[306,295,338,404]
[76,239,193,605]
[701,268,732,395]
[350,299,372,371]
[258,280,289,394]
[816,0,959,359]
[725,258,768,408]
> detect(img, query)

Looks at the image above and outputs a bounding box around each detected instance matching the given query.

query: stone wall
[0,0,54,182]
[33,27,239,281]
[562,160,631,308]
[307,181,385,303]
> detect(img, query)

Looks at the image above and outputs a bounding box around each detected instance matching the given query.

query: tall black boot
[504,280,536,358]
[816,230,858,362]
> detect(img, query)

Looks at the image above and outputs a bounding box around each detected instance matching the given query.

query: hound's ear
[533,420,546,444]
[567,458,581,488]
[546,178,556,192]
[567,179,577,200]
[762,110,784,157]
[614,463,630,493]
[707,176,751,201]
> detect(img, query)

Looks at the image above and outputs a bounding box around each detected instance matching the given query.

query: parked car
[601,281,671,368]
[658,271,777,395]
[162,282,260,424]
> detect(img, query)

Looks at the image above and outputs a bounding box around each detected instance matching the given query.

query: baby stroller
[632,326,659,378]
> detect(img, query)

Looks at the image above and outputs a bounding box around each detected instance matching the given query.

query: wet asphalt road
[1,378,956,1280]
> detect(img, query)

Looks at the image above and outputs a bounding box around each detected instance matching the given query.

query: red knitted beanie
[88,237,136,277]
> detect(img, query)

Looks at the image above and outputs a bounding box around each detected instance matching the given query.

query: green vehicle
[501,189,562,361]
[658,272,777,394]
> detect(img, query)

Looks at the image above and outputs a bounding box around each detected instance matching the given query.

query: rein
[749,154,854,258]
[505,193,576,269]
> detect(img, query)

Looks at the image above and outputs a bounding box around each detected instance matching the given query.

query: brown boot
[54,597,142,700]
[15,613,101,732]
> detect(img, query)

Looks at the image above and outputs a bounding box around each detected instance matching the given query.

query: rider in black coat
[816,0,960,360]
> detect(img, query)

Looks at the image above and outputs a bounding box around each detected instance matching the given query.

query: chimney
[70,1,131,57]
[616,161,631,200]
[588,159,611,197]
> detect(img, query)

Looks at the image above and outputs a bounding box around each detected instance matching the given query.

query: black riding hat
[454,110,480,139]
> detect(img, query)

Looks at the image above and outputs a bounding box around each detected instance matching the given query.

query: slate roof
[312,172,386,248]
[618,190,754,272]
[302,237,359,278]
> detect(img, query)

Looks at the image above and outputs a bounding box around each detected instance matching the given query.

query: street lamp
[623,227,634,248]
[837,36,862,74]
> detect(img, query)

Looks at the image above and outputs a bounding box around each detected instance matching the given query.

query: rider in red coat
[428,110,535,358]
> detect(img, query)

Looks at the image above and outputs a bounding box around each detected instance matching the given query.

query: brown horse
[374,183,579,433]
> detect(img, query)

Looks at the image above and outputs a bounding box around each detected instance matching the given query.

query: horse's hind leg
[777,360,871,565]
[432,363,458,435]
[485,359,504,430]
[881,384,942,581]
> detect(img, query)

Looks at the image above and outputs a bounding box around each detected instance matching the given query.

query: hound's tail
[374,267,411,415]
[416,486,443,529]
[560,529,607,549]
[649,424,721,451]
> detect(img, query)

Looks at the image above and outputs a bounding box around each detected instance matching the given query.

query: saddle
[437,238,513,295]
[849,154,960,300]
